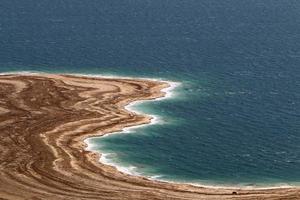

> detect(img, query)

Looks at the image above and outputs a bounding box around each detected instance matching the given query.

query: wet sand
[0,73,299,200]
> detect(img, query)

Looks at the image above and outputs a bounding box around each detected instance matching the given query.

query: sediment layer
[0,73,299,200]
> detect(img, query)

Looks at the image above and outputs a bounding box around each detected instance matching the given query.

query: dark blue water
[1,0,300,186]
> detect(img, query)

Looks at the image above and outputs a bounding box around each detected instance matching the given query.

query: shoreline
[0,72,299,199]
[81,73,296,190]
[84,79,179,182]
[3,71,296,190]
[74,73,300,190]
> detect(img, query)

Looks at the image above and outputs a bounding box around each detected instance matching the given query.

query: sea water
[1,0,300,187]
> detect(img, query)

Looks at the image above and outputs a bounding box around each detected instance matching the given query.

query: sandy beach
[0,73,299,200]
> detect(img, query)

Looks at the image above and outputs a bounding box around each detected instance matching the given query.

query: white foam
[149,175,164,180]
[159,81,180,99]
[85,141,95,151]
[188,182,295,190]
[99,153,141,176]
[0,71,41,76]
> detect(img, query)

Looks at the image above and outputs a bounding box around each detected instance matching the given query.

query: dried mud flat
[0,73,299,200]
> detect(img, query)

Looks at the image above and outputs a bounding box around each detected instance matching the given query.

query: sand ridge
[0,73,299,200]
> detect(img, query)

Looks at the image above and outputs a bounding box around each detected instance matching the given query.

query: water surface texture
[1,0,300,186]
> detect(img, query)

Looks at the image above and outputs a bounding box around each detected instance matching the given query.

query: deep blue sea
[1,0,300,187]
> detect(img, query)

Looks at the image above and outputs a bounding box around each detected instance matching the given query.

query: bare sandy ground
[0,73,299,200]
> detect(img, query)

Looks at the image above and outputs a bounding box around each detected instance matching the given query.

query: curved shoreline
[0,72,299,199]
[84,80,179,182]
[82,74,297,190]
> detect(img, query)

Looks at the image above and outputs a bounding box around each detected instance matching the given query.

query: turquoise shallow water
[1,0,300,187]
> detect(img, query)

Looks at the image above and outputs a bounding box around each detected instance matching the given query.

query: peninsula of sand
[0,73,299,200]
